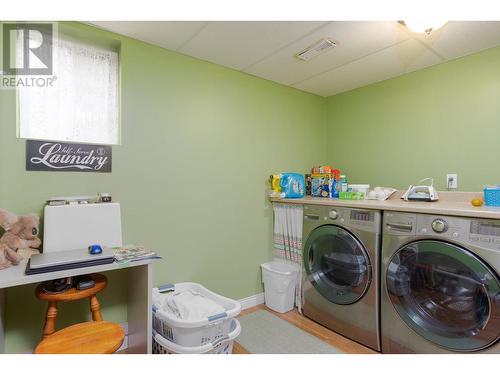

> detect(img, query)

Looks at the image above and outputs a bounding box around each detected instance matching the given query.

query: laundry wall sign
[26,140,112,172]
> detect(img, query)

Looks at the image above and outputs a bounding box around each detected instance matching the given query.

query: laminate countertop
[270,191,500,220]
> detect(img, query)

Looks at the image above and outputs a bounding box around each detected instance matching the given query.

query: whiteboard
[43,203,122,253]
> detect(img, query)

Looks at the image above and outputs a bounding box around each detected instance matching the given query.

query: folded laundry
[153,289,225,321]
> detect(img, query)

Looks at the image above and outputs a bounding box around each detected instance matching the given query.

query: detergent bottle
[330,169,341,198]
[279,173,305,198]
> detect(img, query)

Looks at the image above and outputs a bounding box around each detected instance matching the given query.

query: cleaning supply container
[484,186,500,206]
[152,282,241,352]
[261,261,300,313]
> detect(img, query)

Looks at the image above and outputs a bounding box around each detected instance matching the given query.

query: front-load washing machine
[302,204,381,351]
[381,211,500,353]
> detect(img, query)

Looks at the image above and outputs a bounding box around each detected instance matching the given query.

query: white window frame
[16,31,121,145]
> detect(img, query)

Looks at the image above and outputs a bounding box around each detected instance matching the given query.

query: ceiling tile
[88,21,500,96]
[294,38,444,97]
[91,21,207,51]
[414,21,500,60]
[178,21,326,70]
[245,21,411,86]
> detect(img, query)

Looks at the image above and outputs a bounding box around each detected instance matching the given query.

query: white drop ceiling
[90,21,500,97]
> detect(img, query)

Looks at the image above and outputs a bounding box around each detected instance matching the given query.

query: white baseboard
[238,293,265,310]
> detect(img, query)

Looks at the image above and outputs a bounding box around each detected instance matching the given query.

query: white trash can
[261,260,300,313]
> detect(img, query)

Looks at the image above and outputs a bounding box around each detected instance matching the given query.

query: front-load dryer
[302,204,381,351]
[381,211,500,353]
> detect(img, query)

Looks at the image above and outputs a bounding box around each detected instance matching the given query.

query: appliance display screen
[350,210,374,222]
[470,221,500,237]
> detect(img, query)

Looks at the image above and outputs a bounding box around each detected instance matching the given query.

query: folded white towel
[153,289,225,321]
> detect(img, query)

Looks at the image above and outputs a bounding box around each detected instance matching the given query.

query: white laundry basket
[152,282,241,347]
[152,318,241,354]
[261,261,300,313]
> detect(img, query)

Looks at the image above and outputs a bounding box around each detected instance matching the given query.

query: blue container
[483,186,500,206]
[279,173,305,199]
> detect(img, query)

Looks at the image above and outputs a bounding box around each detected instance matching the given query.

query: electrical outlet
[446,174,458,189]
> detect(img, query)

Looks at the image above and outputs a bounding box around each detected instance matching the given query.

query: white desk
[0,258,158,354]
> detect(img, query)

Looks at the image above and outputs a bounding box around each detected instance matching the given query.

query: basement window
[17,31,120,145]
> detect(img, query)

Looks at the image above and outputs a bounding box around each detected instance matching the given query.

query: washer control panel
[385,211,500,251]
[469,220,500,245]
[384,212,417,235]
[417,215,468,242]
[303,205,381,233]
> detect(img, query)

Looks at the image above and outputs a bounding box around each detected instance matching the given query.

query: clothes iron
[401,178,439,202]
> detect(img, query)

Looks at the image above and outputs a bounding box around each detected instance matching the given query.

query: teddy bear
[0,208,42,269]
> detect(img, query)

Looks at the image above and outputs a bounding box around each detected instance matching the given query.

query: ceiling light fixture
[400,20,448,35]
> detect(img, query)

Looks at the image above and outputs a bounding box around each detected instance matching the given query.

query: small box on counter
[311,174,333,197]
[339,191,365,200]
[308,165,341,198]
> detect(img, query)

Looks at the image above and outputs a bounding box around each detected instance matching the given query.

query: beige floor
[233,304,377,354]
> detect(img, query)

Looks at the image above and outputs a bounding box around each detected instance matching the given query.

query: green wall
[326,46,500,192]
[0,22,327,352]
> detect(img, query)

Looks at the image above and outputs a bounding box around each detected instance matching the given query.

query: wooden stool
[34,321,125,354]
[35,274,107,339]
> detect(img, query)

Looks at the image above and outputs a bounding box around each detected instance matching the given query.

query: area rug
[236,310,344,354]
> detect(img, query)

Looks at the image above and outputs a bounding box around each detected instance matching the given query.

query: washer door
[386,240,500,352]
[304,225,371,305]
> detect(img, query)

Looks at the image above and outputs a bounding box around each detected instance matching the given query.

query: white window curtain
[18,35,120,145]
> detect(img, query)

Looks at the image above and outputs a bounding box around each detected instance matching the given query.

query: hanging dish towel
[272,203,303,311]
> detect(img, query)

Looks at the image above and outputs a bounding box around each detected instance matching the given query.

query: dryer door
[304,225,371,305]
[386,240,500,352]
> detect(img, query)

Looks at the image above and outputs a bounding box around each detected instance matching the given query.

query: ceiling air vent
[295,38,337,61]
